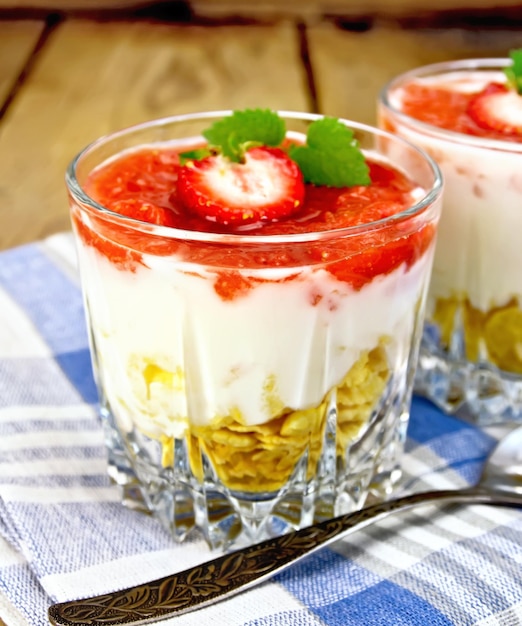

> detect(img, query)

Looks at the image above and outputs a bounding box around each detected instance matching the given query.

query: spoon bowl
[480,426,522,494]
[48,425,522,626]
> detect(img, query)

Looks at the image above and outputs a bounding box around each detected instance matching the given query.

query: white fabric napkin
[0,233,521,626]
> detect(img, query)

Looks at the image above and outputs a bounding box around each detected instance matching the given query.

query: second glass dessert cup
[66,111,442,550]
[380,59,522,425]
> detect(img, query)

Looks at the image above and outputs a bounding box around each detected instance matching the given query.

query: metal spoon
[48,425,522,626]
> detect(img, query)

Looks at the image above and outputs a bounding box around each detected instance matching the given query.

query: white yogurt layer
[383,70,522,312]
[76,236,434,438]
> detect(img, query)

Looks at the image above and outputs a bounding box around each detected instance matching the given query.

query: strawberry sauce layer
[73,145,435,299]
[398,81,522,143]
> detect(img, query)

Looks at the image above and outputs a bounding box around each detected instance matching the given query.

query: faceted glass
[380,59,522,424]
[67,112,442,549]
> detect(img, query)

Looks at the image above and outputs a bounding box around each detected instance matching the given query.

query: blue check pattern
[0,234,521,626]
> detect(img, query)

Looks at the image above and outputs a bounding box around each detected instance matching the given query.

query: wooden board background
[1,19,520,251]
[2,0,522,16]
[0,20,308,249]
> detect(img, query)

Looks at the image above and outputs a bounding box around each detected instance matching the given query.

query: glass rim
[379,57,522,154]
[66,110,443,245]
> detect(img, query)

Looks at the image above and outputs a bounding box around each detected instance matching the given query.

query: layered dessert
[68,111,440,544]
[379,52,522,417]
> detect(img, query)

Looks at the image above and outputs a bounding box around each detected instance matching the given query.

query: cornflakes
[432,295,522,373]
[188,342,390,492]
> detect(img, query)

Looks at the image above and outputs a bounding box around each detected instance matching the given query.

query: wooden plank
[0,20,308,250]
[0,20,45,106]
[2,0,522,17]
[189,0,522,17]
[308,24,521,126]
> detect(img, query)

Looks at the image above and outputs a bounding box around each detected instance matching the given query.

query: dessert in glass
[379,52,522,424]
[66,110,442,550]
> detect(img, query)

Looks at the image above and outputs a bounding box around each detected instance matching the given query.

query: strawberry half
[108,198,177,227]
[176,146,305,226]
[467,83,522,136]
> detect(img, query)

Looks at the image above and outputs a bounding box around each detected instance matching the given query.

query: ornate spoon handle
[48,487,522,626]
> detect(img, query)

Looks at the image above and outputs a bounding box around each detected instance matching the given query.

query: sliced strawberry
[467,83,522,136]
[108,198,177,227]
[176,146,305,226]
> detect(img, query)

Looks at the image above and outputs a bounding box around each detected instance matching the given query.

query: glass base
[415,327,522,425]
[98,397,409,551]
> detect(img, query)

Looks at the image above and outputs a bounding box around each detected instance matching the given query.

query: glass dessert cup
[379,59,522,425]
[66,111,442,550]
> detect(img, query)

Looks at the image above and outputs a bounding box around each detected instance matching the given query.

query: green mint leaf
[289,117,370,187]
[203,109,286,162]
[504,49,522,94]
[179,148,212,164]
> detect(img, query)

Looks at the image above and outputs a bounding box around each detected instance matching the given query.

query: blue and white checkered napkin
[1,232,521,626]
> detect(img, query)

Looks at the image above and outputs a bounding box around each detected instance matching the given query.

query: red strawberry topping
[467,83,522,136]
[108,198,177,227]
[176,146,305,226]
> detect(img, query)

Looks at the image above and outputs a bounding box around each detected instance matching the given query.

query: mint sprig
[203,109,285,162]
[289,117,370,187]
[504,49,522,94]
[191,109,370,188]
